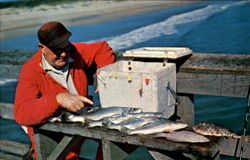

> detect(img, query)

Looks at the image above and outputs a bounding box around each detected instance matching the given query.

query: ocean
[0,1,249,159]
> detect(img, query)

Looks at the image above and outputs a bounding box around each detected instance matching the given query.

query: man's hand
[56,93,93,112]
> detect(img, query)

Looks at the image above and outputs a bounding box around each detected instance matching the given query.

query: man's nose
[60,52,67,57]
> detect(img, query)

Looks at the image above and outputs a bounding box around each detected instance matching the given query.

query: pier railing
[0,52,250,159]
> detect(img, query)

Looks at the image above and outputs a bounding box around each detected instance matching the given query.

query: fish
[48,107,143,125]
[128,112,164,118]
[106,117,163,131]
[61,111,85,123]
[48,116,62,123]
[87,120,103,128]
[154,131,210,143]
[102,112,164,124]
[86,112,163,128]
[126,120,188,135]
[48,111,85,123]
[192,122,241,139]
[83,106,142,121]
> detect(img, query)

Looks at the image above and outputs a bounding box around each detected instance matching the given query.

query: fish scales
[103,112,164,124]
[106,117,162,131]
[118,117,161,129]
[192,122,241,139]
[126,120,188,135]
[88,120,103,128]
[50,111,86,123]
[154,131,210,143]
[83,107,142,121]
[102,114,134,125]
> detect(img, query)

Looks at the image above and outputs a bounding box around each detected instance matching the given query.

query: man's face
[41,41,72,69]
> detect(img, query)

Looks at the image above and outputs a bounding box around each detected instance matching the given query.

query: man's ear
[38,43,44,48]
[38,44,46,53]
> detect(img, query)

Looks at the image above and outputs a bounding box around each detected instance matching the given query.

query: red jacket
[14,41,115,159]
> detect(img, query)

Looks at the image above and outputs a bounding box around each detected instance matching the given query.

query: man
[14,21,115,159]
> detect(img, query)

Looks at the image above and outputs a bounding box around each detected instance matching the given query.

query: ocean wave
[0,78,18,86]
[98,1,246,51]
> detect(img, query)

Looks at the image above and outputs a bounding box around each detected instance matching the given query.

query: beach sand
[0,1,197,41]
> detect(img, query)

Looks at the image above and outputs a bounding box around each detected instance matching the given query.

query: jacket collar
[41,53,74,74]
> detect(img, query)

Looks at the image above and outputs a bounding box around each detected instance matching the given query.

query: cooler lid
[123,47,192,60]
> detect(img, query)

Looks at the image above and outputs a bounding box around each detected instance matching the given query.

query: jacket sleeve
[14,63,60,126]
[84,41,115,69]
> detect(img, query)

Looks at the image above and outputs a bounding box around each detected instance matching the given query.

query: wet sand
[0,1,197,40]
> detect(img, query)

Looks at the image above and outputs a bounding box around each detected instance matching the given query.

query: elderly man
[14,21,115,159]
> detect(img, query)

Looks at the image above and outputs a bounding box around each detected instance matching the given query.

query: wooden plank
[101,141,129,160]
[102,140,130,160]
[0,102,14,119]
[102,140,112,160]
[177,72,250,98]
[176,94,194,126]
[34,130,59,160]
[148,149,175,160]
[148,148,207,160]
[0,152,23,160]
[0,139,30,156]
[178,53,250,73]
[219,136,250,159]
[39,122,250,158]
[1,53,249,98]
[176,53,250,98]
[47,135,82,160]
[39,123,220,158]
[148,151,173,160]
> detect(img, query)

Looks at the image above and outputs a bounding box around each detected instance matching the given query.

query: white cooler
[97,47,192,118]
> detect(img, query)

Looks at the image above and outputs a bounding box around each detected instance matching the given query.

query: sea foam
[101,1,246,51]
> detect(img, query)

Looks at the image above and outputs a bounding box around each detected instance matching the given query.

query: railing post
[176,93,194,126]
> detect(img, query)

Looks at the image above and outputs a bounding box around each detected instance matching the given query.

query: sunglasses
[50,44,72,56]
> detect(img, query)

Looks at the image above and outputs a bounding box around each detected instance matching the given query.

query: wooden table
[34,122,221,160]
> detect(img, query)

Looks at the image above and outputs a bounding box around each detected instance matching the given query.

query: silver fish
[126,120,188,135]
[88,120,103,128]
[102,112,164,124]
[192,122,241,139]
[154,131,210,143]
[48,116,62,123]
[102,114,133,125]
[128,112,163,118]
[83,106,142,121]
[106,117,162,131]
[48,112,85,123]
[61,112,85,123]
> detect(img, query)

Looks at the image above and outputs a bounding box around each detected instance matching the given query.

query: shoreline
[0,1,198,41]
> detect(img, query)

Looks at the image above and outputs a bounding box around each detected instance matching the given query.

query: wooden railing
[0,52,250,159]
